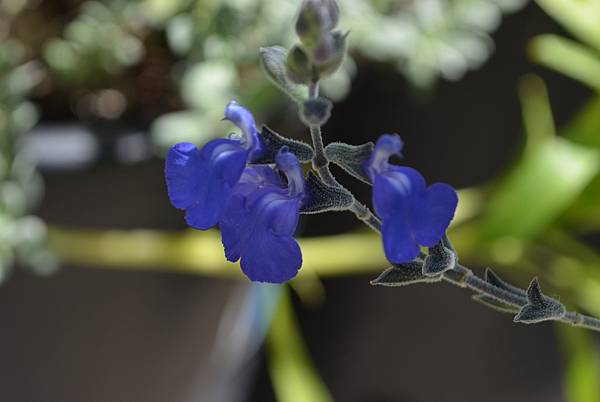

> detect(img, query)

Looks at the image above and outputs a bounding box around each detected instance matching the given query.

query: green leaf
[267,288,333,402]
[529,35,600,92]
[480,76,600,240]
[259,46,309,102]
[558,326,600,402]
[480,137,600,240]
[300,172,354,214]
[325,141,374,184]
[371,262,442,287]
[472,294,519,314]
[535,0,600,52]
[563,94,600,148]
[513,278,566,324]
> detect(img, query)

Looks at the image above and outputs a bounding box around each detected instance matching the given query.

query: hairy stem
[303,84,600,332]
[460,268,600,330]
[306,83,382,232]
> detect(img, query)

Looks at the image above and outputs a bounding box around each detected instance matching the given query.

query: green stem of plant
[307,82,382,232]
[304,83,600,333]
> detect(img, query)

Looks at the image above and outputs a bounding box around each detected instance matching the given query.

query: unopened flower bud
[286,45,313,84]
[295,0,340,48]
[313,31,347,77]
[300,97,332,126]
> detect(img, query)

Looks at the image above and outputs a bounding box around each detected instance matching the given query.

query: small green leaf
[371,262,442,287]
[255,126,314,163]
[484,268,527,297]
[563,94,600,148]
[259,46,309,102]
[423,242,456,277]
[472,294,520,314]
[558,326,600,402]
[513,278,566,324]
[535,0,600,52]
[529,35,600,91]
[268,287,333,402]
[301,172,354,214]
[481,138,599,240]
[325,142,374,184]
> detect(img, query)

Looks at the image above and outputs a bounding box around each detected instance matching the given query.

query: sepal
[313,31,347,76]
[286,45,313,85]
[513,278,566,324]
[259,46,309,102]
[371,262,442,287]
[422,242,456,276]
[472,295,520,314]
[254,126,314,163]
[325,142,374,184]
[300,97,332,126]
[484,268,526,297]
[295,0,339,48]
[300,171,354,214]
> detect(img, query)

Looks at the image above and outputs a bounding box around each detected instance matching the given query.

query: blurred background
[1,0,600,401]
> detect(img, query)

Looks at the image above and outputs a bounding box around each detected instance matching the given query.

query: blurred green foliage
[44,1,146,86]
[149,0,528,148]
[525,2,600,400]
[0,4,57,279]
[26,0,527,148]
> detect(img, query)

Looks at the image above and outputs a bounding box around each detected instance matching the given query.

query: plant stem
[306,83,382,232]
[303,83,600,332]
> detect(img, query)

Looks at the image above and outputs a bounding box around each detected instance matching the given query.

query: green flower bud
[313,31,347,77]
[295,0,339,49]
[286,45,313,84]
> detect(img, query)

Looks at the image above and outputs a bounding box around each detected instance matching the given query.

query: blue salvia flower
[165,101,264,229]
[364,134,458,264]
[220,148,307,283]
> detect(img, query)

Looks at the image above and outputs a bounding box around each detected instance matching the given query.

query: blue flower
[220,148,307,283]
[165,101,264,229]
[364,134,458,264]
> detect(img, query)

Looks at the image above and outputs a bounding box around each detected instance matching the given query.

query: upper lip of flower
[364,133,404,181]
[224,100,263,159]
[275,147,306,198]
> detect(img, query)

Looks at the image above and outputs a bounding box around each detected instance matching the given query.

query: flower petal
[184,176,228,230]
[165,139,248,230]
[240,229,302,283]
[165,142,205,210]
[411,183,458,247]
[382,214,421,264]
[201,139,248,186]
[220,193,252,262]
[239,193,301,283]
[276,148,306,197]
[364,134,403,180]
[372,166,425,218]
[220,167,284,262]
[224,101,261,156]
[221,184,302,283]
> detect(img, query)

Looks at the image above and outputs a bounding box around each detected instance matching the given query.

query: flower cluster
[166,101,309,283]
[165,101,457,283]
